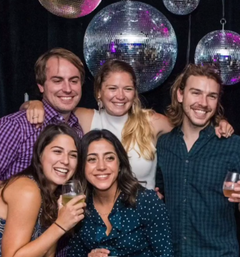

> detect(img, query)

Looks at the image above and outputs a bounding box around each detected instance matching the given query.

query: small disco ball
[163,0,200,15]
[195,30,240,85]
[83,1,177,93]
[38,0,102,18]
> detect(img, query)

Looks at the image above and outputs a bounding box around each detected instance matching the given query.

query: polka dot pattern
[67,190,173,256]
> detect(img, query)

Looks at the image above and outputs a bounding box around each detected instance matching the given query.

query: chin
[191,120,211,128]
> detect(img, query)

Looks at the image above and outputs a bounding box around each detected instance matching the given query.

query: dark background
[1,0,240,133]
[1,0,240,250]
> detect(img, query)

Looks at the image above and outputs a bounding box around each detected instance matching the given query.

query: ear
[177,88,183,103]
[97,90,101,99]
[37,84,44,93]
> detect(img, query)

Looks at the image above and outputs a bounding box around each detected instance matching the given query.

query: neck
[43,98,71,121]
[181,120,210,152]
[93,185,119,205]
[104,109,129,120]
[61,113,70,121]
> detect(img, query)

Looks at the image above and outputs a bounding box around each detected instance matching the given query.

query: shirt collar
[175,124,215,138]
[42,99,79,126]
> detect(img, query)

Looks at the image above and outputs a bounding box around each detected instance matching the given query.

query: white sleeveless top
[90,109,157,189]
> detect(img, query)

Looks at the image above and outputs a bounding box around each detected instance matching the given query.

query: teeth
[195,110,206,114]
[55,168,68,173]
[61,97,72,100]
[96,175,108,178]
[114,103,124,106]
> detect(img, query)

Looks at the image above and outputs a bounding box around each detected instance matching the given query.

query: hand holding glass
[223,172,240,197]
[62,180,85,205]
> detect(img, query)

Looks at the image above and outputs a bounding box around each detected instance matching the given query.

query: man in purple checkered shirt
[0,48,84,257]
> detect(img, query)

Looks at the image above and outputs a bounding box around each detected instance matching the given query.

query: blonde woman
[24,60,233,190]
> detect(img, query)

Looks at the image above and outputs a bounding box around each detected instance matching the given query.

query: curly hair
[166,63,224,127]
[94,59,155,160]
[1,123,81,228]
[78,129,144,207]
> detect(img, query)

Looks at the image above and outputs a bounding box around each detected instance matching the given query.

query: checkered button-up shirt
[0,100,83,257]
[156,125,240,257]
[0,99,83,181]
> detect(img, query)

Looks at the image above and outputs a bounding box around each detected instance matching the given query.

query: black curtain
[1,0,240,251]
[1,0,240,133]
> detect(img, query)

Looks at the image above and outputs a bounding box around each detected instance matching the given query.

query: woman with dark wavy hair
[67,129,173,257]
[24,60,233,193]
[0,124,86,257]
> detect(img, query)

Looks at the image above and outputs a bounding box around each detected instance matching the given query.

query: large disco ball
[38,0,102,18]
[195,30,240,85]
[163,0,200,15]
[84,1,177,93]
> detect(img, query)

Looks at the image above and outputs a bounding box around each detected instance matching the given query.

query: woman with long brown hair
[0,124,85,257]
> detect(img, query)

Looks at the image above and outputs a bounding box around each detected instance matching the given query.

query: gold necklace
[93,189,121,216]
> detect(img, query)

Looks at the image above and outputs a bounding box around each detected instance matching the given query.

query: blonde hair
[94,59,155,160]
[167,63,224,127]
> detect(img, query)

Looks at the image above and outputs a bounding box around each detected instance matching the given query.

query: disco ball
[163,0,200,15]
[195,30,240,85]
[84,1,177,93]
[38,0,102,18]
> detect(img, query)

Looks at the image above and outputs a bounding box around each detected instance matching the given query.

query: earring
[97,98,103,110]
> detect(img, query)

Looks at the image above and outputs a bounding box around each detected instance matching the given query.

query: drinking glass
[223,172,240,197]
[62,180,84,205]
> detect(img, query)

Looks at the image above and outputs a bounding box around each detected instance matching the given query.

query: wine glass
[223,172,240,197]
[62,180,84,205]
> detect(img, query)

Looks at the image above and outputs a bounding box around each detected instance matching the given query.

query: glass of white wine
[223,172,240,198]
[62,180,84,205]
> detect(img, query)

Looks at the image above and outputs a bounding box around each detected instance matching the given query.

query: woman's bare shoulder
[74,107,95,134]
[150,111,173,137]
[4,177,41,205]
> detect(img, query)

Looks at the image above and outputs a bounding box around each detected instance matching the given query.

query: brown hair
[166,63,224,127]
[78,129,144,207]
[1,124,81,228]
[94,59,155,160]
[35,48,85,85]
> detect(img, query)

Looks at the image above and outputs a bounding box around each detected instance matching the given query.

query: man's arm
[0,118,22,179]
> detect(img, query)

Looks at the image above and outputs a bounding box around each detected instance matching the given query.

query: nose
[62,80,72,93]
[116,89,125,100]
[199,95,208,106]
[61,153,69,165]
[96,158,106,171]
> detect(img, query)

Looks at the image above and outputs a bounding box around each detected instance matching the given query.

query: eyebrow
[51,76,80,80]
[105,84,134,87]
[51,146,78,152]
[189,88,219,95]
[87,151,116,156]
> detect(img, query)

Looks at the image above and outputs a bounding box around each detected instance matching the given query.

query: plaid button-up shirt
[156,125,240,257]
[0,100,83,257]
[0,99,83,181]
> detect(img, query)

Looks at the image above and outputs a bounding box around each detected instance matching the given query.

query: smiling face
[98,71,136,116]
[38,57,82,121]
[177,75,220,130]
[40,134,78,191]
[85,138,120,194]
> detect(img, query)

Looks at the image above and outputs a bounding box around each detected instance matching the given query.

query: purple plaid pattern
[0,100,83,257]
[0,99,83,181]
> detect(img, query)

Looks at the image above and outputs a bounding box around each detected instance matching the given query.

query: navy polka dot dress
[67,190,173,257]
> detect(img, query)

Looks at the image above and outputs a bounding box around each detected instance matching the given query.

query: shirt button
[183,236,187,240]
[183,199,186,202]
[184,178,187,183]
[185,160,189,163]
